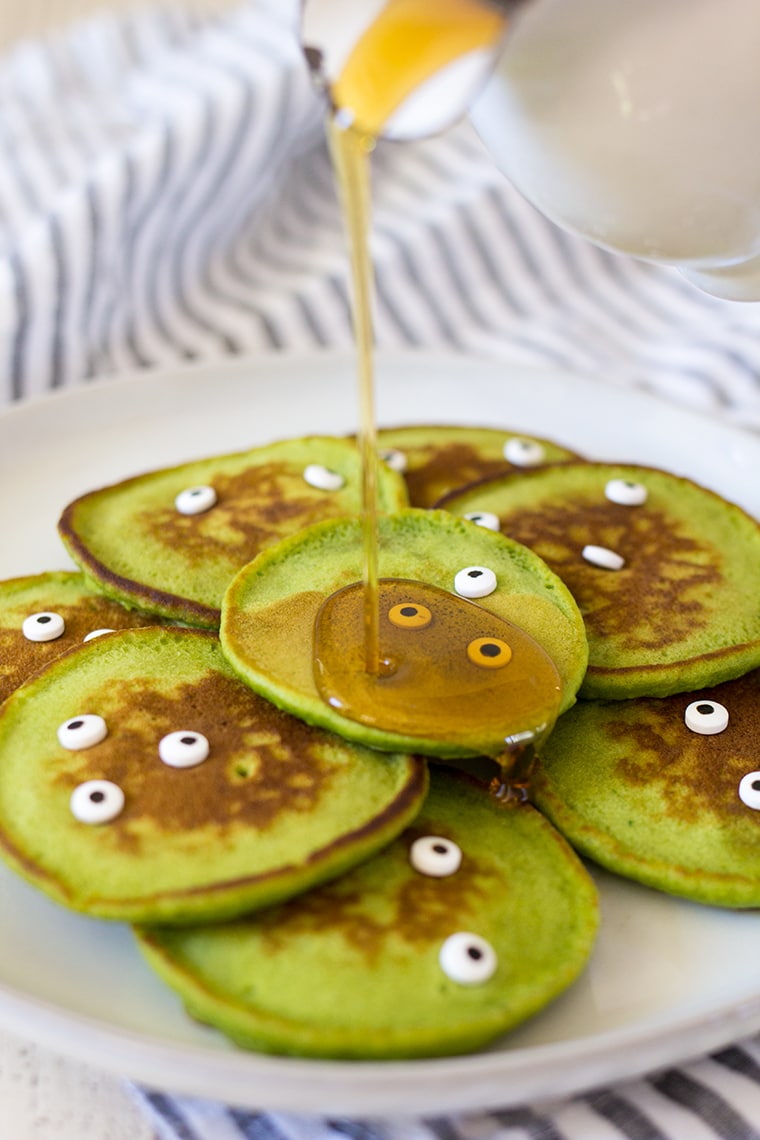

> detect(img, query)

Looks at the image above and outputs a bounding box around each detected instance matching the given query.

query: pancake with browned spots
[374,424,579,507]
[0,571,164,704]
[534,670,760,906]
[0,627,426,923]
[58,436,409,628]
[135,769,598,1059]
[221,509,588,759]
[439,462,760,699]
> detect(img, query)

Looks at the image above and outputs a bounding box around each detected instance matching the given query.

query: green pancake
[58,436,409,629]
[440,462,760,699]
[375,423,579,507]
[221,509,588,758]
[0,570,163,704]
[135,769,599,1059]
[0,626,426,924]
[533,670,760,907]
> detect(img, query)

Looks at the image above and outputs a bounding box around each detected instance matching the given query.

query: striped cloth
[3,3,760,1139]
[131,1042,760,1140]
[2,0,760,419]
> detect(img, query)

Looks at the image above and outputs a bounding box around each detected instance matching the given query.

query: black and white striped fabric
[3,3,760,1138]
[131,1040,760,1140]
[2,0,760,419]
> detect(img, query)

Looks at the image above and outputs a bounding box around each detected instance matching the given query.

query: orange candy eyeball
[466,637,512,669]
[388,603,432,629]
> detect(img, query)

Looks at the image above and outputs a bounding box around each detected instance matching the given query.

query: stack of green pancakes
[370,424,579,507]
[532,671,760,908]
[3,423,760,1059]
[0,570,167,704]
[58,435,409,627]
[0,626,427,924]
[136,769,597,1059]
[440,458,760,905]
[440,461,760,699]
[220,508,588,758]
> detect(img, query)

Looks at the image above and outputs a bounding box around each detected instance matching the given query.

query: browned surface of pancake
[0,574,159,704]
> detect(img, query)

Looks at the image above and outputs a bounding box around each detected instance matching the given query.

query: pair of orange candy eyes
[387,603,512,669]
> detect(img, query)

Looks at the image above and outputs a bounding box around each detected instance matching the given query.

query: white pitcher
[303,0,760,301]
[470,0,760,300]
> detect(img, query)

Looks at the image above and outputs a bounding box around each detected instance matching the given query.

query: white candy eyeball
[739,771,760,810]
[605,478,648,506]
[303,464,345,491]
[409,835,462,878]
[503,437,545,467]
[57,714,108,751]
[439,932,497,985]
[175,485,217,516]
[684,700,729,735]
[582,544,625,571]
[463,511,500,532]
[158,730,210,768]
[379,447,408,473]
[83,628,116,642]
[454,566,497,599]
[22,612,65,642]
[70,779,125,824]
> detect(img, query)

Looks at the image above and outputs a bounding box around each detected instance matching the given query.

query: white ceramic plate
[2,350,760,1117]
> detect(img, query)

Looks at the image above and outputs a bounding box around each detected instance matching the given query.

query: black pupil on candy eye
[400,607,418,617]
[696,704,715,715]
[181,736,197,745]
[68,720,84,730]
[467,946,483,961]
[468,571,483,578]
[37,616,52,624]
[480,643,501,658]
[90,791,105,803]
[753,781,760,792]
[433,843,448,854]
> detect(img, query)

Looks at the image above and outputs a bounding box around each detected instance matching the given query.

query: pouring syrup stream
[327,122,382,674]
[313,0,563,776]
[327,0,509,677]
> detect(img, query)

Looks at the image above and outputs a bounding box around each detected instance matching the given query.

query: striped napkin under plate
[132,1043,760,1140]
[1,0,760,422]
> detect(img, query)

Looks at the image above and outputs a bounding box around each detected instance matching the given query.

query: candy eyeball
[158,730,210,768]
[57,714,108,751]
[454,566,497,599]
[582,544,625,571]
[83,628,116,642]
[503,437,545,467]
[70,779,125,824]
[739,772,760,810]
[388,603,432,630]
[22,612,65,643]
[175,485,217,516]
[463,511,500,532]
[303,464,345,491]
[467,637,512,669]
[439,932,497,985]
[684,700,729,735]
[605,478,648,506]
[379,447,408,473]
[409,835,462,878]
